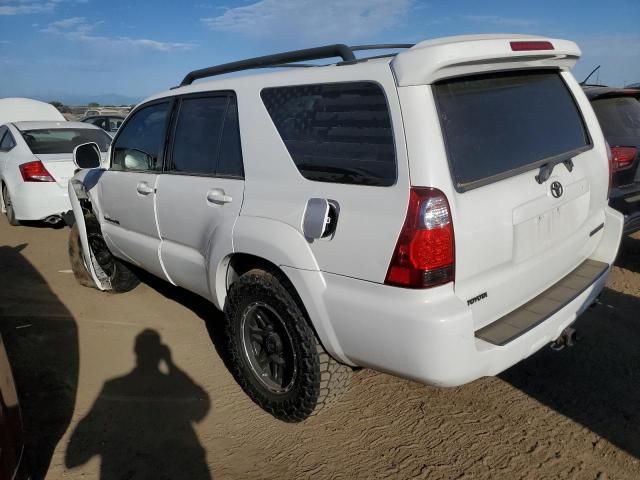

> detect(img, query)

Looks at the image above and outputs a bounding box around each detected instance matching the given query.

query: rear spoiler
[391,34,581,86]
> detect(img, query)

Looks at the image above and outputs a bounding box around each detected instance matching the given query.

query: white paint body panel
[156,175,244,300]
[67,34,624,386]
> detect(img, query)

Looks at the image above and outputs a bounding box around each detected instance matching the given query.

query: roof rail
[349,44,414,52]
[180,44,356,86]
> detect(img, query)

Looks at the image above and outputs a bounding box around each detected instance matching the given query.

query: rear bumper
[286,207,624,387]
[10,182,71,221]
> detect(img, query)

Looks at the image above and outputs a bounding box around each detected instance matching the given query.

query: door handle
[206,189,233,205]
[136,182,154,195]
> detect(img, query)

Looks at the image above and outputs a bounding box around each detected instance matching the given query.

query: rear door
[99,101,172,280]
[156,92,244,299]
[428,69,608,329]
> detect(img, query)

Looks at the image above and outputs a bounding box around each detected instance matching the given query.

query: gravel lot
[1,214,640,479]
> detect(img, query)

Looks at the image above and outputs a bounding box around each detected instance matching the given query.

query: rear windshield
[591,96,640,139]
[433,70,590,191]
[21,128,111,154]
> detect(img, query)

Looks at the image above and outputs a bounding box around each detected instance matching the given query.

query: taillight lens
[385,188,455,288]
[19,160,55,182]
[510,41,554,51]
[606,141,613,197]
[610,146,637,171]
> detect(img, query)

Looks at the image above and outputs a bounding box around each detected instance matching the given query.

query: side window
[0,128,16,152]
[261,82,396,186]
[112,102,170,171]
[170,96,227,175]
[217,98,244,177]
[169,94,244,177]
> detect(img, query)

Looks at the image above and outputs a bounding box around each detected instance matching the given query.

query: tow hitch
[550,326,578,351]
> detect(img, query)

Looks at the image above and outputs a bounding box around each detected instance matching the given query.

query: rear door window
[591,96,640,139]
[169,94,244,177]
[261,82,396,186]
[433,70,590,191]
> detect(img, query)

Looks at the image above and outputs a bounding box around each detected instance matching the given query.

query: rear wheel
[224,269,351,422]
[2,185,19,226]
[68,216,140,293]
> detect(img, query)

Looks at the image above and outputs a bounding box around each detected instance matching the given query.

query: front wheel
[224,269,352,422]
[68,217,140,293]
[2,185,19,226]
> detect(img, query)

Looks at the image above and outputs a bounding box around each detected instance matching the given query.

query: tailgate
[431,69,609,330]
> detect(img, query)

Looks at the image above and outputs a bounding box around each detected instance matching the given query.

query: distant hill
[31,93,142,106]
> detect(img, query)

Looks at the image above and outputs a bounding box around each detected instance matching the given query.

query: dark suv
[584,86,640,233]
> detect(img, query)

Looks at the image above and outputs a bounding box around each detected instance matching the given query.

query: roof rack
[178,43,415,87]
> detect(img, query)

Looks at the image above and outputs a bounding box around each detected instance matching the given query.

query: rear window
[591,96,640,139]
[261,82,396,186]
[21,128,111,154]
[433,70,590,191]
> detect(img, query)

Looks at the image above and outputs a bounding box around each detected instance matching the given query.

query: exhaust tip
[550,326,578,351]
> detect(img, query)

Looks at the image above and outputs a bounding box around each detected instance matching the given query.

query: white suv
[67,35,624,422]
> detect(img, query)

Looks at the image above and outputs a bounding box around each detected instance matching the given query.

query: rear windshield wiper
[536,158,574,184]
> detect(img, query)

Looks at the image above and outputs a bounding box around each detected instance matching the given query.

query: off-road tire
[68,223,98,288]
[68,216,140,293]
[2,185,19,226]
[224,268,351,422]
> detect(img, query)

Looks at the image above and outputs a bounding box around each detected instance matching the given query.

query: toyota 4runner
[67,35,624,422]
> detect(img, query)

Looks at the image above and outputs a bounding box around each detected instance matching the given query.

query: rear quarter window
[261,81,396,186]
[433,70,590,191]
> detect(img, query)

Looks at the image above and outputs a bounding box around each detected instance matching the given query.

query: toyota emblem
[550,181,564,198]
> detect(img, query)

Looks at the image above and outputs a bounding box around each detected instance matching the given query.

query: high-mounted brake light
[19,160,54,182]
[610,146,637,171]
[385,187,454,289]
[510,41,554,51]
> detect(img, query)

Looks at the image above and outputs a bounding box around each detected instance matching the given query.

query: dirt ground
[1,215,640,480]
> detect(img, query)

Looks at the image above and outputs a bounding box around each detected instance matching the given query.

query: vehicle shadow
[65,329,212,480]
[132,270,233,373]
[616,235,640,273]
[501,286,640,459]
[0,244,79,479]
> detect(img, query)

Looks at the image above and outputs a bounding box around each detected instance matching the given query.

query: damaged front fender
[68,168,108,291]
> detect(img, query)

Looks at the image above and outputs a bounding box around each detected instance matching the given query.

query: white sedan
[0,121,111,226]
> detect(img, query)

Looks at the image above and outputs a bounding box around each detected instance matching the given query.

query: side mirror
[73,142,102,169]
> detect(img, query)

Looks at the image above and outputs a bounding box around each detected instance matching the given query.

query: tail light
[19,160,54,182]
[606,141,613,197]
[385,187,455,288]
[610,146,637,171]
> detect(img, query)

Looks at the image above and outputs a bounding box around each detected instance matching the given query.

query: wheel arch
[211,216,352,365]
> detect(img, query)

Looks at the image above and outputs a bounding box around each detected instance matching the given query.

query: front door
[99,100,172,280]
[155,93,245,300]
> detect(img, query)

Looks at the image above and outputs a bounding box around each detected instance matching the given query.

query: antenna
[581,65,601,86]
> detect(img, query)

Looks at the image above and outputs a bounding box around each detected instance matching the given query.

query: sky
[0,0,639,104]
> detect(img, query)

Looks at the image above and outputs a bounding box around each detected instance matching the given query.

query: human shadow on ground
[502,245,640,459]
[65,329,212,480]
[0,244,79,479]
